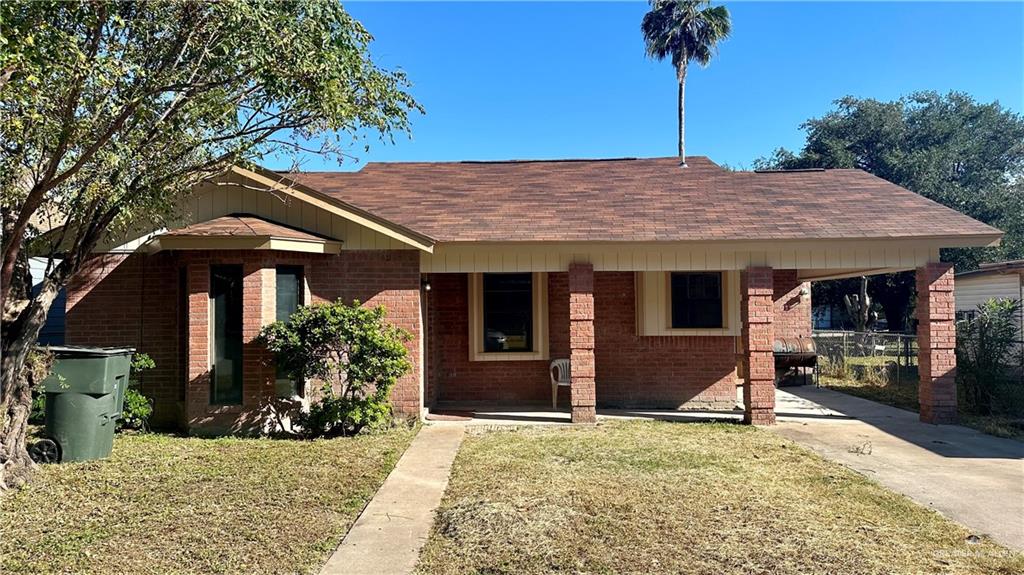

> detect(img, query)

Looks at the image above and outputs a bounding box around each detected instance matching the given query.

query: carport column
[916,263,957,424]
[569,262,597,423]
[741,266,776,425]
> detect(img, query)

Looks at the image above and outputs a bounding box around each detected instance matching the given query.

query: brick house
[63,157,1000,433]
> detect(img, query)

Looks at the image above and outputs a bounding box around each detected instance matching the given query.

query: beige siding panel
[123,181,411,251]
[636,270,741,337]
[956,273,1024,341]
[956,274,1021,311]
[419,242,943,273]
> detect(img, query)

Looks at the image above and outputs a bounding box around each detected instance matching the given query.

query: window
[670,272,724,329]
[483,273,533,352]
[275,266,304,321]
[275,265,304,397]
[211,265,243,405]
[956,309,977,323]
[469,272,549,360]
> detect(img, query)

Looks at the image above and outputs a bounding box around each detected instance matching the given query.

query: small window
[275,265,304,397]
[482,273,533,352]
[670,272,724,329]
[211,265,244,405]
[275,266,304,322]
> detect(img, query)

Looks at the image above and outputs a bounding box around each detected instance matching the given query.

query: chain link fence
[811,330,919,386]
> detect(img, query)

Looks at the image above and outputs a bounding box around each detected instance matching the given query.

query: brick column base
[569,262,596,423]
[742,267,776,425]
[917,263,957,424]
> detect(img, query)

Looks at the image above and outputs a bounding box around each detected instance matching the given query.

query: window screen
[275,266,304,397]
[670,272,723,329]
[275,266,304,322]
[482,273,533,352]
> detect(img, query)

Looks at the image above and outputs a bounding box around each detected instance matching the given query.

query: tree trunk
[677,65,687,165]
[876,296,910,333]
[1,271,61,490]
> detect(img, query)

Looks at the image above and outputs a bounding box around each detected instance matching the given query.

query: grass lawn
[823,374,1024,442]
[1,426,417,575]
[416,421,1023,575]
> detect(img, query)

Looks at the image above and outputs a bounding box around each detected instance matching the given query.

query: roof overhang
[227,165,436,253]
[144,234,342,255]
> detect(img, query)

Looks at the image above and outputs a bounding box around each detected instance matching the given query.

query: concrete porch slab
[424,386,841,427]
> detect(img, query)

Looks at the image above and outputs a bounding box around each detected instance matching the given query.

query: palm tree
[642,0,731,166]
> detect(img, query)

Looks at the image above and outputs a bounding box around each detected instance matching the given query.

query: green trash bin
[33,346,134,463]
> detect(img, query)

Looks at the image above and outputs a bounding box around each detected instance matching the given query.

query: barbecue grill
[773,337,818,386]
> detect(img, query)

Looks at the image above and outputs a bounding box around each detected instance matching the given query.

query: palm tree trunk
[677,64,687,166]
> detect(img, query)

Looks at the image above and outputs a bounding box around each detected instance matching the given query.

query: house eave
[226,165,436,253]
[145,234,343,255]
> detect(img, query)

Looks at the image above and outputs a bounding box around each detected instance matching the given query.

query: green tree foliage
[258,301,412,437]
[956,298,1023,415]
[757,92,1024,331]
[641,0,730,163]
[0,0,420,488]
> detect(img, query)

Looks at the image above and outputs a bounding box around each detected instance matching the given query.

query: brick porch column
[569,262,597,423]
[741,266,775,425]
[917,263,957,424]
[184,258,210,428]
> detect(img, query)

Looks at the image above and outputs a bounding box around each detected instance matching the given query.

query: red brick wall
[773,269,811,339]
[917,263,957,424]
[569,263,597,423]
[593,272,737,410]
[66,249,422,434]
[426,271,738,410]
[741,267,776,425]
[66,253,181,428]
[425,273,564,404]
[311,250,423,417]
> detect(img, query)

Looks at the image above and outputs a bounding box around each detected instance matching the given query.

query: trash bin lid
[42,345,136,358]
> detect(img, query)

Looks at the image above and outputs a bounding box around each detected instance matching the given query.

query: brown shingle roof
[163,214,336,242]
[286,157,1001,244]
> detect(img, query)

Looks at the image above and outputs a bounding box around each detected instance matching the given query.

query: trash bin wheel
[29,438,60,464]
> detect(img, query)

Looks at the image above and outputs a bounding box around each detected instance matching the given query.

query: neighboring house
[29,257,65,345]
[59,157,1000,433]
[812,302,846,331]
[956,260,1024,342]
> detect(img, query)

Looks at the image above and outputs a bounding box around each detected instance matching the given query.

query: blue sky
[284,1,1024,171]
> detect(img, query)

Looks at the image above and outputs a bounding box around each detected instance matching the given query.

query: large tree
[0,0,420,489]
[641,0,730,166]
[757,92,1024,331]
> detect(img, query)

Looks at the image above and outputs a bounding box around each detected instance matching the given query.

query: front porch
[423,379,852,426]
[421,262,958,426]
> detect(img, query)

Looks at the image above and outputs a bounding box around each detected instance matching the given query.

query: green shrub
[118,388,154,431]
[956,298,1023,415]
[258,300,412,437]
[29,394,46,424]
[118,353,156,431]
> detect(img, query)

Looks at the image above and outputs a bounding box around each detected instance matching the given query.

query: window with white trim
[468,272,549,361]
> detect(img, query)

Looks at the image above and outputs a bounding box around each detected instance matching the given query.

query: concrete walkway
[772,386,1024,551]
[319,425,465,575]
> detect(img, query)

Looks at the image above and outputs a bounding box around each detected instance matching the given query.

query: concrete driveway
[772,386,1024,551]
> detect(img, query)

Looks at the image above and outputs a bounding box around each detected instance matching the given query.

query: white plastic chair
[549,358,571,408]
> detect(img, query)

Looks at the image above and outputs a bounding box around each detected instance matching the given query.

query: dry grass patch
[416,421,1022,575]
[1,427,417,574]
